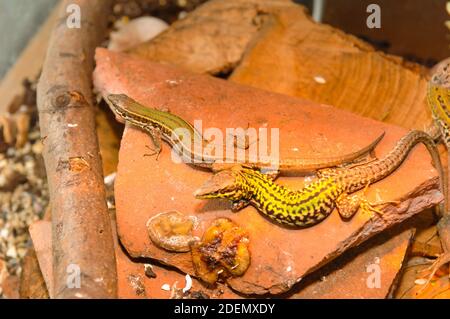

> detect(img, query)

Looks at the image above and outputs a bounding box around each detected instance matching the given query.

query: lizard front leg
[336,193,388,220]
[143,126,163,159]
[335,186,397,220]
[231,199,251,212]
[228,123,258,150]
[335,193,362,219]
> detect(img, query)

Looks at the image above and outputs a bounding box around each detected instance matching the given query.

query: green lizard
[105,94,384,175]
[194,130,444,228]
[421,62,450,287]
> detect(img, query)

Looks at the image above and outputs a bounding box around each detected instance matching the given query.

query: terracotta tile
[290,228,414,298]
[112,218,240,299]
[28,221,54,298]
[29,220,241,299]
[1,275,20,299]
[19,247,49,299]
[0,259,20,298]
[26,218,416,299]
[93,49,443,295]
[116,249,239,299]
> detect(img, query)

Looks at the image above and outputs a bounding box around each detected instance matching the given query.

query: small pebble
[414,278,427,285]
[182,274,192,293]
[161,283,171,291]
[6,246,17,259]
[144,263,157,278]
[0,229,8,239]
[178,11,187,19]
[314,75,327,84]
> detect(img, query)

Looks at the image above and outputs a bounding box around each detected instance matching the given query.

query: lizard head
[106,93,128,107]
[105,94,130,123]
[194,165,252,201]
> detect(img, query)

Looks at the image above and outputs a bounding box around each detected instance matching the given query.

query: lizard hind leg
[359,182,400,218]
[336,188,397,220]
[336,193,386,220]
[143,126,163,159]
[357,183,385,217]
[335,193,362,220]
[335,183,380,220]
[359,198,386,218]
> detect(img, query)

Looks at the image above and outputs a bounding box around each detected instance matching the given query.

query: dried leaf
[395,257,449,299]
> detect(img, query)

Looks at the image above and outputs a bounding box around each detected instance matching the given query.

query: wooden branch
[37,0,116,298]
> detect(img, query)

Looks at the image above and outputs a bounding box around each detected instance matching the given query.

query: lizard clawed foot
[144,145,162,160]
[417,253,450,294]
[360,199,401,219]
[360,199,385,217]
[359,183,400,218]
[231,199,250,212]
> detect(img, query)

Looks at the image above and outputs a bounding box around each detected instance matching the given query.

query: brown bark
[37,0,117,298]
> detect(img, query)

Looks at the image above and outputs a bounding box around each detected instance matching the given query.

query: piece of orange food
[191,218,250,285]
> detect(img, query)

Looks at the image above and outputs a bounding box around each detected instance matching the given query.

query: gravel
[0,79,49,298]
